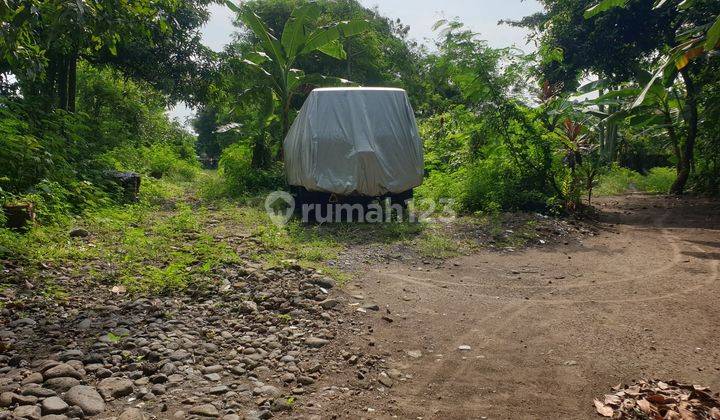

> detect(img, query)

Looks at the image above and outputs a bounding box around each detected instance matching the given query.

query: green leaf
[301,19,370,55]
[597,87,641,100]
[238,8,286,69]
[577,78,610,94]
[287,68,305,92]
[628,113,664,127]
[244,51,271,65]
[677,0,695,10]
[584,0,628,19]
[317,39,346,60]
[224,0,240,14]
[298,74,356,88]
[704,15,720,52]
[336,19,371,38]
[432,19,448,31]
[604,108,631,124]
[583,109,610,119]
[281,3,320,61]
[301,26,340,55]
[632,57,669,108]
[241,59,273,78]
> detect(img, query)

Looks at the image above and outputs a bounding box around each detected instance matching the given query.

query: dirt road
[318,195,720,419]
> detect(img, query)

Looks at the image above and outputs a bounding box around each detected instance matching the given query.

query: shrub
[595,165,675,196]
[216,143,285,197]
[595,165,644,196]
[461,155,551,213]
[415,152,555,214]
[1,64,200,223]
[101,144,199,182]
[414,170,463,210]
[640,167,675,194]
[144,144,199,181]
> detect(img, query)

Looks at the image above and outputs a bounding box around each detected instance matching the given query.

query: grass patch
[596,165,675,196]
[1,180,239,295]
[415,229,460,258]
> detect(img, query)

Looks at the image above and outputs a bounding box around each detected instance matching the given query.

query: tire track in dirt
[372,200,719,418]
[384,207,718,307]
[328,196,720,419]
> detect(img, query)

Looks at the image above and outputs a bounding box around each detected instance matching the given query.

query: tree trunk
[57,55,69,111]
[662,104,681,172]
[67,54,77,112]
[670,67,698,195]
[44,57,58,111]
[277,100,291,161]
[251,133,271,169]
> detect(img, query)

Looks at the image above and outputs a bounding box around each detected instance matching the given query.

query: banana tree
[585,0,720,193]
[225,1,370,153]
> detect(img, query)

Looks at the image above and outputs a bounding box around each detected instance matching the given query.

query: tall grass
[595,165,675,196]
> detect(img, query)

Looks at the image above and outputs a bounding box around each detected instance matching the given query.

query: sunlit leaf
[281,3,320,61]
[584,0,628,19]
[238,8,286,69]
[317,39,346,60]
[632,57,670,108]
[577,78,610,94]
[675,46,704,70]
[704,15,720,52]
[301,19,369,55]
[432,19,447,31]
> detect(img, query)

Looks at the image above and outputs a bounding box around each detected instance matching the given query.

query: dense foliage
[512,0,720,194]
[1,0,209,222]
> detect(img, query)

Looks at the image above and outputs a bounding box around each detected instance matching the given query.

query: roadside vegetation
[2,0,719,295]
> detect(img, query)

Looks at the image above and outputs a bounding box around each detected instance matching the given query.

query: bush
[416,152,555,214]
[414,170,463,209]
[0,99,91,194]
[595,165,675,196]
[143,144,199,181]
[461,155,552,213]
[215,143,285,197]
[595,165,644,196]
[1,64,200,223]
[100,143,199,182]
[640,167,675,194]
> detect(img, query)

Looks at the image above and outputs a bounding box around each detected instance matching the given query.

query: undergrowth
[595,165,675,196]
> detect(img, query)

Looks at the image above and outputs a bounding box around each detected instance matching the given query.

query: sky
[168,0,543,124]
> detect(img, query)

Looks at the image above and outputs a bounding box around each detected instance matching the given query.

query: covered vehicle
[284,87,423,204]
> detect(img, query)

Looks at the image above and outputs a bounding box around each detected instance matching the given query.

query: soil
[305,194,720,419]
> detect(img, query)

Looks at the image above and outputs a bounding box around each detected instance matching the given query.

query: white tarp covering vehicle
[284,87,424,198]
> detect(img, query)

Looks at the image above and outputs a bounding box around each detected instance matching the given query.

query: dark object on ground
[105,171,141,202]
[200,156,218,169]
[292,186,413,223]
[69,228,90,238]
[594,379,720,418]
[3,202,35,230]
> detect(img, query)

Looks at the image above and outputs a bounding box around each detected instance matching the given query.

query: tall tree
[224,1,370,155]
[2,0,214,111]
[513,0,720,193]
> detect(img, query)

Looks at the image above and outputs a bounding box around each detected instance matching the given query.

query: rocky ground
[0,260,392,419]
